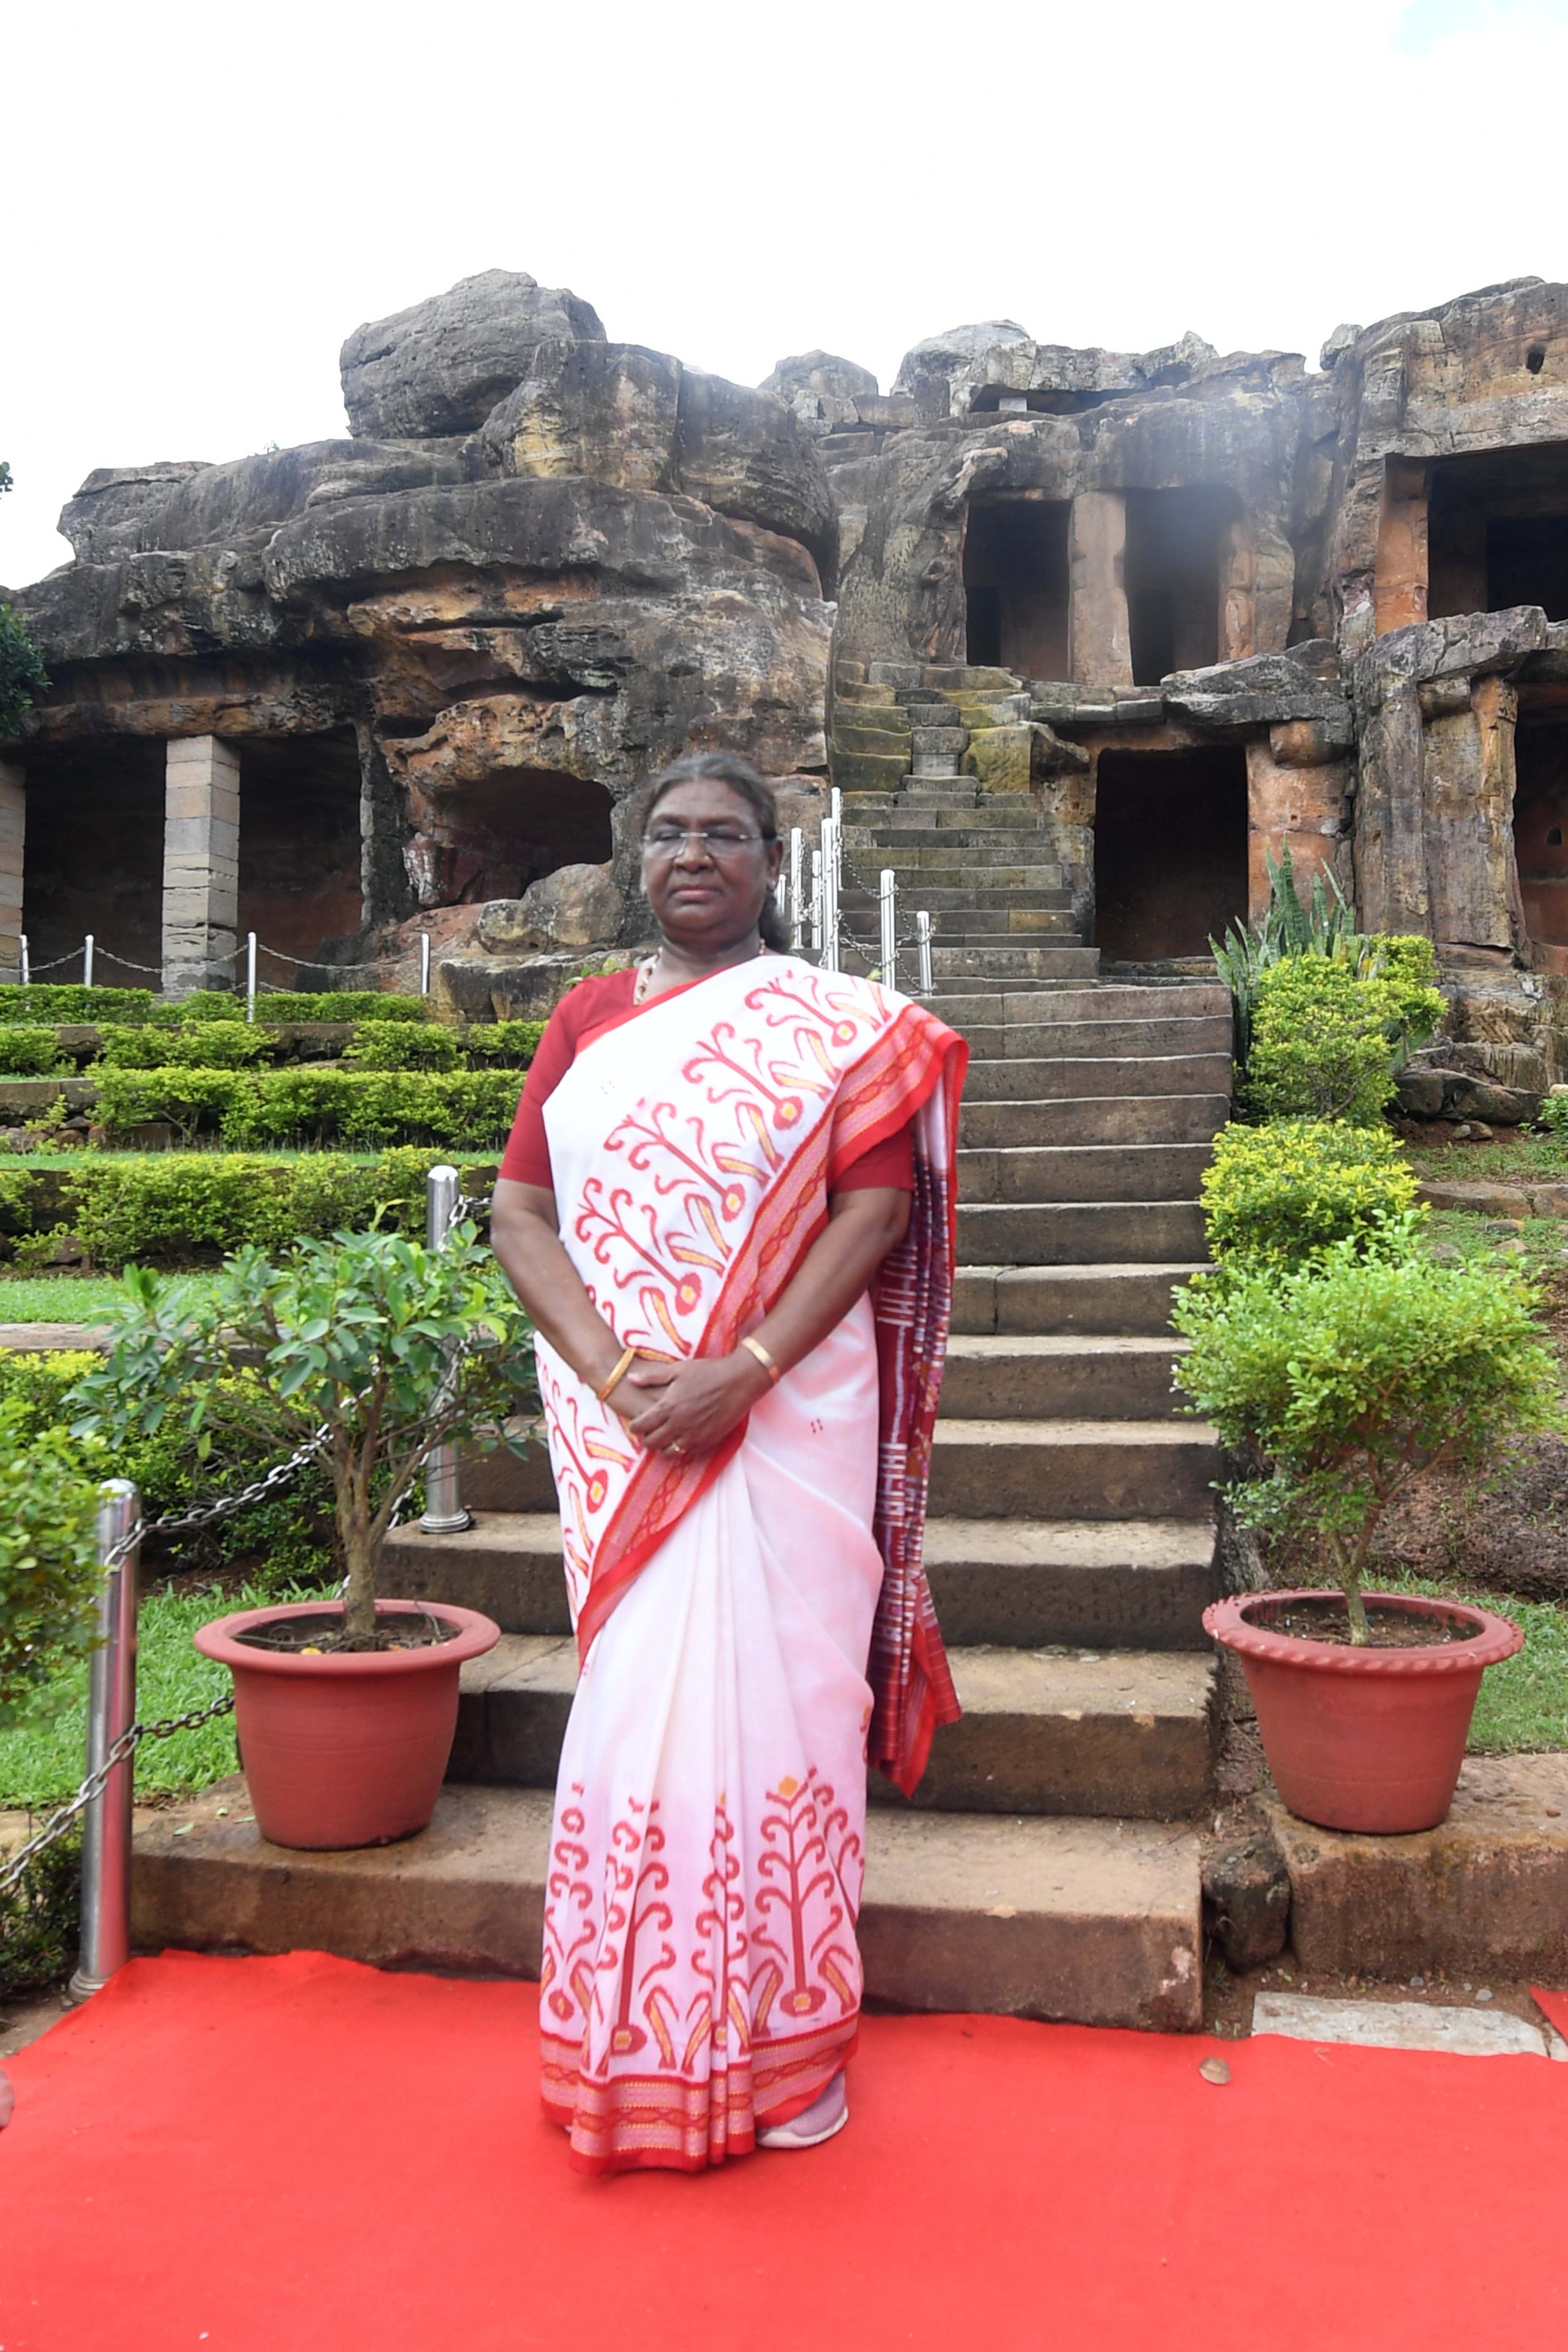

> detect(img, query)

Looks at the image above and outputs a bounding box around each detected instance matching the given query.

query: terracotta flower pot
[1203,1589,1523,1835]
[193,1597,500,1851]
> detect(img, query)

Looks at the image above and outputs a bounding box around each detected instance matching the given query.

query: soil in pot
[233,1610,460,1657]
[1253,1597,1480,1650]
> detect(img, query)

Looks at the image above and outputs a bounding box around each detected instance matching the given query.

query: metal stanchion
[83,933,95,988]
[916,909,934,997]
[789,829,804,952]
[810,848,823,954]
[879,869,897,991]
[245,932,257,1023]
[68,1481,140,2001]
[19,933,29,988]
[820,817,841,974]
[419,933,431,997]
[420,1165,472,1534]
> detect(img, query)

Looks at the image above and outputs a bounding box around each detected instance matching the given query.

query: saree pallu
[535,955,966,2172]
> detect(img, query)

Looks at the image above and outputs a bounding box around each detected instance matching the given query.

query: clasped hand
[607,1351,771,1455]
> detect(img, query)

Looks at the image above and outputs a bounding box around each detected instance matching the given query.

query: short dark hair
[634,752,789,951]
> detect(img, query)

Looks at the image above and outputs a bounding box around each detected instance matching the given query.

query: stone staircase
[133,662,1236,2034]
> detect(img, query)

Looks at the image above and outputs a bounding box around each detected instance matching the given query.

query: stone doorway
[1513,714,1568,951]
[1429,444,1568,621]
[238,731,365,968]
[963,499,1070,679]
[1124,490,1230,685]
[1093,746,1248,960]
[22,737,165,981]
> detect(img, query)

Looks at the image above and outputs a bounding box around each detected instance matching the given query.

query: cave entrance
[1429,444,1568,620]
[238,730,365,968]
[1124,489,1230,685]
[22,736,164,985]
[963,499,1070,679]
[1513,713,1568,950]
[408,768,615,907]
[1094,746,1248,961]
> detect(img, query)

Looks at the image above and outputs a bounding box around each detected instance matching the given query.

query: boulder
[57,463,211,561]
[340,270,606,441]
[1162,652,1353,733]
[478,864,623,953]
[760,351,879,437]
[59,442,471,562]
[477,343,680,493]
[673,372,837,583]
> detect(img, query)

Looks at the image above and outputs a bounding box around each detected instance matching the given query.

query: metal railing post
[810,848,823,954]
[789,828,804,952]
[917,909,934,997]
[18,933,29,989]
[245,932,257,1023]
[879,869,897,991]
[68,1481,140,2001]
[419,932,431,997]
[83,933,95,989]
[820,817,841,974]
[420,1164,472,1534]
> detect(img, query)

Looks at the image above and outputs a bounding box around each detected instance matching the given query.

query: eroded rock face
[339,269,606,440]
[479,862,623,953]
[760,352,879,438]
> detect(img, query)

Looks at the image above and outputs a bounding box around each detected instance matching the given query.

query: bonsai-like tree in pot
[71,1223,540,1848]
[1175,1222,1558,1831]
[72,1223,538,1642]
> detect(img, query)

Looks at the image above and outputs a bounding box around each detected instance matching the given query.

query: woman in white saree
[490,754,966,2174]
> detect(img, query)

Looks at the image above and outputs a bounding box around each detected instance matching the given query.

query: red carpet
[4,1951,1566,2352]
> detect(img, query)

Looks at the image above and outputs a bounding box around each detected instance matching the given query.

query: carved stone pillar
[0,759,23,981]
[162,736,239,996]
[1068,492,1133,687]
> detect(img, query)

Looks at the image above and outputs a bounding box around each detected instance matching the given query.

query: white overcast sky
[5,0,1567,588]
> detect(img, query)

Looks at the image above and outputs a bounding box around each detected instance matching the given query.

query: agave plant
[1211,847,1358,1064]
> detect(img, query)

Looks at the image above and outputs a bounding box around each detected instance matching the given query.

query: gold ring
[669,1441,685,1455]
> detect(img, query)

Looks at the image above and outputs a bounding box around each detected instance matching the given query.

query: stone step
[930,984,1228,1027]
[849,815,1047,844]
[940,1333,1188,1420]
[384,1506,1217,1654]
[830,751,907,795]
[919,663,1024,693]
[909,756,963,780]
[930,1417,1219,1519]
[130,1781,1203,2031]
[958,1015,1232,1061]
[851,844,1066,871]
[930,947,1101,984]
[924,1516,1217,1649]
[953,1263,1204,1338]
[839,886,1073,912]
[894,912,1083,943]
[960,1094,1227,1147]
[833,725,911,759]
[957,1141,1214,1205]
[956,1199,1209,1265]
[446,1638,1216,1822]
[962,1054,1232,1102]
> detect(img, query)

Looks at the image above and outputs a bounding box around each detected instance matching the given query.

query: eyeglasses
[642,825,773,860]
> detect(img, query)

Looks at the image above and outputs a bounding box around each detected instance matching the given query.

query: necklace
[633,941,771,1007]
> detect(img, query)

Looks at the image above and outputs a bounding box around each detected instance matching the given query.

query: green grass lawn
[0,1272,223,1321]
[1407,1134,1568,1183]
[1384,1575,1568,1752]
[0,1583,326,1809]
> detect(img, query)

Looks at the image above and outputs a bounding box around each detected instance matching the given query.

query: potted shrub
[1176,1225,1556,1832]
[72,1225,537,1850]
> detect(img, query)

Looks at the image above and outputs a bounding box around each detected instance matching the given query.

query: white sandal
[758,2076,848,2150]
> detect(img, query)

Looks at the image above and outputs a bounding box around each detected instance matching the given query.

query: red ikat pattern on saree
[540,1770,862,2172]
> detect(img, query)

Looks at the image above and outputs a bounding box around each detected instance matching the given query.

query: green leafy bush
[1174,1233,1562,1639]
[466,1019,547,1066]
[0,985,155,1025]
[91,1020,276,1069]
[1201,1118,1419,1267]
[343,1020,463,1071]
[75,1230,539,1638]
[0,1403,103,1726]
[0,1828,81,1999]
[91,1065,523,1148]
[0,1026,69,1076]
[235,991,428,1023]
[1242,953,1443,1125]
[22,1148,492,1269]
[0,602,48,738]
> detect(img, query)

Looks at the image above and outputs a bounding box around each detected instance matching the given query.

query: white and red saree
[534,954,966,2172]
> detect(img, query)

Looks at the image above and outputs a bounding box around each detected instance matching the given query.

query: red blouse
[498,966,916,1194]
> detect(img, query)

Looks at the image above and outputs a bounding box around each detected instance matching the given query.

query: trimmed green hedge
[0,985,155,1024]
[0,1148,498,1268]
[0,1026,69,1076]
[342,1020,464,1071]
[0,986,432,1027]
[91,1065,525,1147]
[92,1020,276,1069]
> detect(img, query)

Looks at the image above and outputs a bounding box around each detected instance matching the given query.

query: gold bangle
[740,1334,781,1386]
[595,1345,638,1405]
